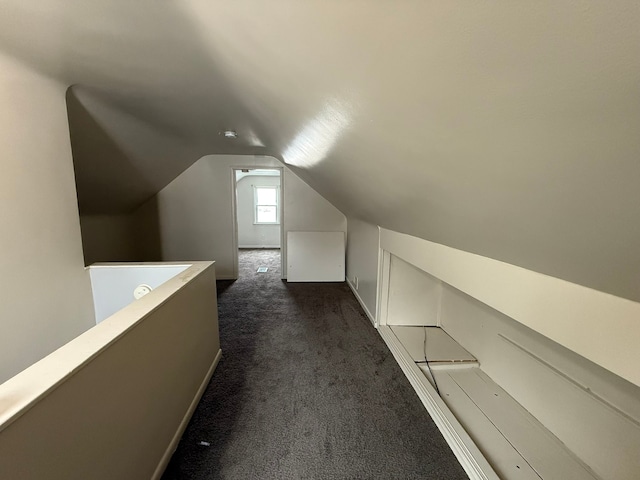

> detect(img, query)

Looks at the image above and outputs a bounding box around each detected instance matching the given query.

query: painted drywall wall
[0,52,95,384]
[236,175,281,248]
[132,155,245,274]
[0,262,219,480]
[133,155,346,279]
[345,218,379,321]
[80,214,138,265]
[283,168,347,234]
[89,264,190,323]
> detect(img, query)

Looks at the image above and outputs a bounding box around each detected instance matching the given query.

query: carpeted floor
[161,249,467,479]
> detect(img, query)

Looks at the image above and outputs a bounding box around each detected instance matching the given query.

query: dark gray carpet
[162,249,467,479]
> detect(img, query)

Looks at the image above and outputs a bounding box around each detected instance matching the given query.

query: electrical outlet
[354,276,359,290]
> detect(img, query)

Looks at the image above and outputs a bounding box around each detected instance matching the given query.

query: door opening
[233,168,283,278]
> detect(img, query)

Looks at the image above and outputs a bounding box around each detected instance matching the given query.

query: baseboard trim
[378,326,498,480]
[152,348,222,480]
[346,278,376,327]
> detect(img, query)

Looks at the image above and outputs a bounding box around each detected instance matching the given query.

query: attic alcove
[372,229,640,480]
[2,2,639,478]
[69,150,347,280]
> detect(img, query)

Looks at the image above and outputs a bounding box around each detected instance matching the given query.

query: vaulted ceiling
[1,1,639,301]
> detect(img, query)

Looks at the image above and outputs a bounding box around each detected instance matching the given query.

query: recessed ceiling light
[223,130,238,138]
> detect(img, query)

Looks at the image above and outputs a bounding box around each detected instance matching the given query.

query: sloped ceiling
[1,1,639,301]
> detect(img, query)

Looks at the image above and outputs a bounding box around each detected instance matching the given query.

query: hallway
[162,249,466,479]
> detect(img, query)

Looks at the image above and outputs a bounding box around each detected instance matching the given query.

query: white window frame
[254,185,280,225]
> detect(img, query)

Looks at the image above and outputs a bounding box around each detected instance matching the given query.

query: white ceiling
[1,1,639,301]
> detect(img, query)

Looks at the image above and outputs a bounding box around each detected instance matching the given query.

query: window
[254,186,279,224]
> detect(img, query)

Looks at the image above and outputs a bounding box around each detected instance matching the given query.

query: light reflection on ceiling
[245,128,266,148]
[283,99,351,169]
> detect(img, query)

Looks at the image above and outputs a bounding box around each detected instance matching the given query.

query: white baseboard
[152,348,222,480]
[378,327,498,480]
[346,278,376,327]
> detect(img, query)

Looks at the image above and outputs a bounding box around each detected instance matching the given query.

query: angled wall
[0,52,94,383]
[79,214,138,266]
[132,155,346,279]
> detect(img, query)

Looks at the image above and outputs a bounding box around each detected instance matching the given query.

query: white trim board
[347,278,376,326]
[215,275,237,281]
[379,228,640,388]
[153,348,222,480]
[434,367,598,480]
[379,326,498,480]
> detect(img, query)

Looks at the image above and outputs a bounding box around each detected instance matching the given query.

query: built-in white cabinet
[376,229,640,480]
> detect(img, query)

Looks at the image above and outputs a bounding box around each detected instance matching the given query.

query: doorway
[232,168,284,279]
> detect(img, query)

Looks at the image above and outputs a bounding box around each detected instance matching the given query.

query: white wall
[0,52,95,384]
[89,264,190,323]
[379,228,640,387]
[386,255,440,326]
[236,175,281,248]
[283,168,347,233]
[133,155,346,279]
[80,214,138,265]
[345,218,379,322]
